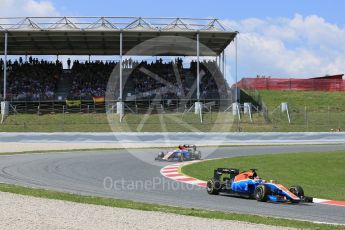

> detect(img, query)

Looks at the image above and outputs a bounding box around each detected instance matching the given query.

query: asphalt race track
[0,145,345,224]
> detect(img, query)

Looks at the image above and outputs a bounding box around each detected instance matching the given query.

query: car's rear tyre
[195,151,201,160]
[178,154,184,162]
[206,179,220,195]
[289,185,304,198]
[254,184,269,202]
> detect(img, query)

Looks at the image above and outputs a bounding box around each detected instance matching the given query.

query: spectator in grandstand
[67,58,71,69]
[4,56,228,102]
[5,57,62,101]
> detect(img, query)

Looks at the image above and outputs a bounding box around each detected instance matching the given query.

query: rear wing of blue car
[213,168,240,180]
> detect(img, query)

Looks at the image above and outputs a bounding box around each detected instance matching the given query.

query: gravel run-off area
[0,192,293,230]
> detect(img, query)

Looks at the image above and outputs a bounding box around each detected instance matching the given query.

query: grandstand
[0,17,238,118]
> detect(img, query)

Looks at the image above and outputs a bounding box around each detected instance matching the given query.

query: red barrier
[236,76,345,91]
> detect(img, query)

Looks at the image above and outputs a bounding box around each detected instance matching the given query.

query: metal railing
[0,16,232,32]
[2,98,345,132]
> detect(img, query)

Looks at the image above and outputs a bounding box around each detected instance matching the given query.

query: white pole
[224,50,226,80]
[219,52,222,74]
[196,32,200,101]
[235,34,238,103]
[119,32,123,101]
[222,51,225,77]
[3,32,8,100]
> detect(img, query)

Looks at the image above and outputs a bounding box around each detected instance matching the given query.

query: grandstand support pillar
[235,34,239,103]
[119,31,123,101]
[3,32,7,101]
[196,32,200,101]
[220,52,223,74]
[1,32,9,123]
[224,51,226,80]
[219,53,221,73]
[195,32,202,116]
[222,51,225,77]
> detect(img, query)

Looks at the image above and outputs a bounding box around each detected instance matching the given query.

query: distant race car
[155,145,201,162]
[206,168,313,204]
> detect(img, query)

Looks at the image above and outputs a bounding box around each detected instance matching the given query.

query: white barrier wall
[1,132,345,145]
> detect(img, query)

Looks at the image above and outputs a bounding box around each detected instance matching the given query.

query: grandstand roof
[0,17,238,56]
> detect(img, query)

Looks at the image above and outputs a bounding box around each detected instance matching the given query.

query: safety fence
[237,77,345,91]
[2,99,234,114]
[2,97,345,132]
[0,99,258,132]
[270,105,345,132]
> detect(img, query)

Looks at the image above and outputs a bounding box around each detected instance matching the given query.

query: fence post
[328,106,330,129]
[237,112,241,132]
[210,105,212,123]
[175,99,178,113]
[62,105,65,131]
[305,106,308,131]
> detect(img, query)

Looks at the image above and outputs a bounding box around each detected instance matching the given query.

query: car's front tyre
[158,152,165,158]
[254,184,269,202]
[289,185,304,198]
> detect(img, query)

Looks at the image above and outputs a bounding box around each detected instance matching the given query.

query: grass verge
[181,150,345,201]
[0,183,343,230]
[258,90,345,111]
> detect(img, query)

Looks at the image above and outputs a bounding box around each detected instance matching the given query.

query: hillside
[257,90,345,110]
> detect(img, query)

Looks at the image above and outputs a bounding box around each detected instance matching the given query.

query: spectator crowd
[1,56,229,101]
[1,57,62,100]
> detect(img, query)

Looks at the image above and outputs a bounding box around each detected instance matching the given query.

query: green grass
[0,183,343,230]
[258,90,345,111]
[0,113,112,132]
[243,90,345,131]
[1,110,344,132]
[3,91,345,132]
[0,112,240,132]
[182,150,345,201]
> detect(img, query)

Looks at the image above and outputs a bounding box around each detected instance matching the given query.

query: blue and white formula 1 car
[207,168,313,203]
[155,145,201,162]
